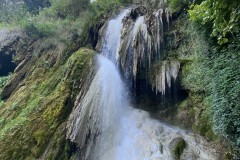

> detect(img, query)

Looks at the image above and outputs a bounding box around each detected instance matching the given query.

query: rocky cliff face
[0,26,96,159]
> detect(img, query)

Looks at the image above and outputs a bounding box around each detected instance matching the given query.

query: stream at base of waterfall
[90,55,219,160]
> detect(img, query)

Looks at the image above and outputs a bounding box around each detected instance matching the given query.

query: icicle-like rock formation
[152,60,180,95]
[132,16,152,79]
[96,5,174,93]
[165,7,172,27]
[116,5,174,94]
[153,8,164,57]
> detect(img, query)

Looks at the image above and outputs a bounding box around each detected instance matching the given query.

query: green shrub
[178,15,240,149]
[189,0,240,45]
[43,0,89,19]
[23,19,56,39]
[178,21,212,93]
[24,0,51,14]
[0,1,28,24]
[211,47,240,147]
[169,0,189,13]
[90,0,121,17]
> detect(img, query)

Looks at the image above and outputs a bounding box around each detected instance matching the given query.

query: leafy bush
[187,0,240,147]
[89,0,121,17]
[177,20,211,93]
[189,0,240,45]
[23,19,56,39]
[0,0,28,24]
[211,47,240,147]
[24,0,51,14]
[169,0,189,13]
[21,0,121,39]
[0,0,52,24]
[176,15,240,150]
[41,0,90,19]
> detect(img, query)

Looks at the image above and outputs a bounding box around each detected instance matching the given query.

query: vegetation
[189,0,240,45]
[24,0,51,13]
[169,18,218,141]
[211,47,240,147]
[0,0,27,24]
[0,48,95,159]
[0,76,10,94]
[0,0,123,42]
[169,0,189,13]
[188,0,240,152]
[168,0,240,157]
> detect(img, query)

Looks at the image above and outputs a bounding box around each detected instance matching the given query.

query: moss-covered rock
[169,137,186,160]
[0,48,95,159]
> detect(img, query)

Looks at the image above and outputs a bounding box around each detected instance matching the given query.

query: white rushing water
[68,8,220,160]
[101,9,130,63]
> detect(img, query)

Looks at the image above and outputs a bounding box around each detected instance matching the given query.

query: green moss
[192,114,218,141]
[178,99,189,110]
[188,107,195,120]
[0,48,95,159]
[173,139,186,160]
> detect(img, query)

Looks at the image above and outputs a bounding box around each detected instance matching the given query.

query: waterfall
[101,9,130,63]
[67,8,220,160]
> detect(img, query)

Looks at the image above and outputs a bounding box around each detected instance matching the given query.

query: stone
[169,137,186,160]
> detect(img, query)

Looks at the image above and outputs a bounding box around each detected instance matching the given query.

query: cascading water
[67,8,220,160]
[101,9,130,63]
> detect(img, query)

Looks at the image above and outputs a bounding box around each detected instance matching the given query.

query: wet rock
[130,5,148,19]
[0,29,23,51]
[169,137,186,160]
[0,29,24,76]
[181,149,198,160]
